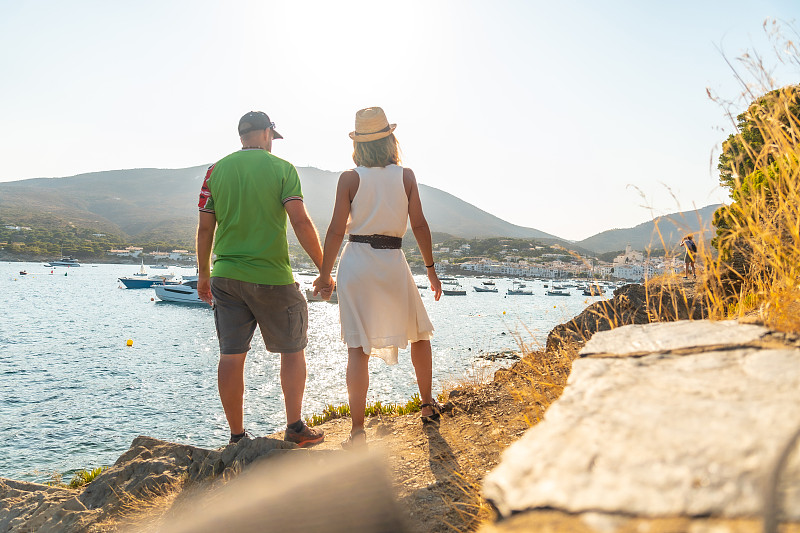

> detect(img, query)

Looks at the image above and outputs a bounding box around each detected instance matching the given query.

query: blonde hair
[352,134,401,168]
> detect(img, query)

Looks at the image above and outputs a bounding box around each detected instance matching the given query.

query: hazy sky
[1,1,798,240]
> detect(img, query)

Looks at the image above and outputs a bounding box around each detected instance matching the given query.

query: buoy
[126,339,133,347]
[64,272,68,276]
[150,297,154,301]
[502,311,506,315]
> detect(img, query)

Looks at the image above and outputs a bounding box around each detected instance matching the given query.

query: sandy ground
[295,350,571,532]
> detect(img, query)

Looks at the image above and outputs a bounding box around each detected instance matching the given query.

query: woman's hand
[313,274,335,300]
[427,269,442,301]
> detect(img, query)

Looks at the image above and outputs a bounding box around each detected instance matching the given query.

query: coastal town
[413,239,685,282]
[1,224,687,283]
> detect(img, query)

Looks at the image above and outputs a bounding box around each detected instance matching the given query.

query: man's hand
[313,274,335,301]
[198,273,213,306]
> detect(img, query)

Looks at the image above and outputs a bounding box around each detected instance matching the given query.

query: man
[196,111,331,446]
[681,234,697,279]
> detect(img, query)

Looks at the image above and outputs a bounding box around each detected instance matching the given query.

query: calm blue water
[0,261,605,481]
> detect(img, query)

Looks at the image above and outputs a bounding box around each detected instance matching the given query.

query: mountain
[575,204,722,254]
[0,165,559,246]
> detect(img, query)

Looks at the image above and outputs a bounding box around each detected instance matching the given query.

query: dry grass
[702,24,800,334]
[436,342,579,532]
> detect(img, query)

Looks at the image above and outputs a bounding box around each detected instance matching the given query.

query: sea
[0,261,608,482]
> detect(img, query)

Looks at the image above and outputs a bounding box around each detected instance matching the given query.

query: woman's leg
[411,340,434,417]
[347,347,370,435]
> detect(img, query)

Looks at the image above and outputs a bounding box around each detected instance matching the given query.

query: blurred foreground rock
[484,319,800,531]
[0,434,406,532]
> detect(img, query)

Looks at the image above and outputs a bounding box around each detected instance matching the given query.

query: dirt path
[299,350,573,532]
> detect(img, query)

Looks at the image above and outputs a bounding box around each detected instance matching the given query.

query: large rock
[546,283,707,353]
[484,320,800,522]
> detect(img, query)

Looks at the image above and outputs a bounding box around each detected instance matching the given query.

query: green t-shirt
[199,149,303,285]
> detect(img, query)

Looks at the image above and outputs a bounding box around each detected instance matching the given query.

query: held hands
[427,269,442,301]
[197,273,213,306]
[313,274,335,301]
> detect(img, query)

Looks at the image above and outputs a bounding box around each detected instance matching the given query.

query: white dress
[336,164,434,364]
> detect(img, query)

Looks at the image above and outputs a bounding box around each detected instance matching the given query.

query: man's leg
[281,350,324,447]
[280,350,307,424]
[218,352,247,435]
[347,348,370,434]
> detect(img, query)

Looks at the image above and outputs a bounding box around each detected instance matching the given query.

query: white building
[613,244,644,265]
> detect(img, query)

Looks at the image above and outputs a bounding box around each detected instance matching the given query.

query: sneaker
[228,430,252,445]
[284,423,325,447]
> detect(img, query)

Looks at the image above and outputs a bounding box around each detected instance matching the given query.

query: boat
[416,284,428,289]
[507,281,532,295]
[442,279,460,285]
[19,270,28,275]
[583,284,605,296]
[439,277,457,281]
[153,278,205,304]
[507,288,533,295]
[119,262,178,288]
[442,288,467,296]
[305,288,338,303]
[45,257,81,267]
[481,281,495,286]
[474,286,498,293]
[546,289,570,296]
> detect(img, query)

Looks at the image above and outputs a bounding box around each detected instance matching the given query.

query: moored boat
[153,278,205,304]
[442,288,467,296]
[546,289,570,296]
[119,262,178,288]
[474,286,498,293]
[305,288,338,303]
[45,257,81,267]
[507,289,533,295]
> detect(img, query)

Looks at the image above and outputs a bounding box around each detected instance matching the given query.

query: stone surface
[484,320,800,521]
[580,319,769,357]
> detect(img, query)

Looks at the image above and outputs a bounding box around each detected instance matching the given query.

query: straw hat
[349,107,397,142]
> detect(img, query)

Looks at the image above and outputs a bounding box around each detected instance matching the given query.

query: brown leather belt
[348,234,402,249]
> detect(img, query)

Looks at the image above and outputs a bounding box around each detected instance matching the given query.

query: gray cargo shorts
[210,277,308,354]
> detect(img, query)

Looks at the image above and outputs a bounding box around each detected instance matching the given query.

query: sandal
[341,428,367,450]
[420,402,442,426]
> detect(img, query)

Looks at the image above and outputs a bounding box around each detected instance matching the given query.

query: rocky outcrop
[484,320,800,530]
[546,282,707,353]
[0,435,296,532]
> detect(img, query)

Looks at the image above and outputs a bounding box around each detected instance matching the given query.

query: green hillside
[0,165,559,251]
[574,204,721,254]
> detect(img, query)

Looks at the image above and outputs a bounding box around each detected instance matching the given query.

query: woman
[314,107,442,448]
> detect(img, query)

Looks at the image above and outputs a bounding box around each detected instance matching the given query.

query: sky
[1,1,798,241]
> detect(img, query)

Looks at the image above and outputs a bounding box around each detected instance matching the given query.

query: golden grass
[701,27,800,334]
[305,391,449,427]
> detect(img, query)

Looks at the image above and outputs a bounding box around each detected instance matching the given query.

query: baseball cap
[238,111,283,139]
